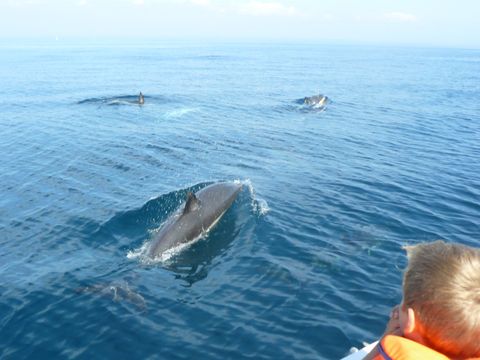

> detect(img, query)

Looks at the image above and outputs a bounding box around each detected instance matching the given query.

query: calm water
[1,40,479,359]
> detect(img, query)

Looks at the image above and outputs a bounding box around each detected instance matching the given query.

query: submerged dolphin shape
[148,182,242,258]
[303,94,328,108]
[76,282,147,311]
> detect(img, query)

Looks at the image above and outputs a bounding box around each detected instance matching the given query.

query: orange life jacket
[372,335,480,360]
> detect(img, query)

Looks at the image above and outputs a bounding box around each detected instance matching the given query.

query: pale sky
[1,0,479,48]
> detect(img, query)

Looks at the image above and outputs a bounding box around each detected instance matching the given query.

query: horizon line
[0,36,479,51]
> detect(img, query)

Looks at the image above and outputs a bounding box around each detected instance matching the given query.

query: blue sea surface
[0,40,479,359]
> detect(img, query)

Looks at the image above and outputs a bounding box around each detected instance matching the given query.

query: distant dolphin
[303,94,328,108]
[148,182,242,258]
[76,282,146,311]
[78,93,146,106]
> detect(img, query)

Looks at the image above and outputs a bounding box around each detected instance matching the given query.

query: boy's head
[400,240,480,358]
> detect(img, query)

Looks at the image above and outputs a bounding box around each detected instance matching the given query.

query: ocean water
[0,40,479,359]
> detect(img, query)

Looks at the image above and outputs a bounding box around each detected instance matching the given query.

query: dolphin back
[303,94,328,107]
[148,182,242,258]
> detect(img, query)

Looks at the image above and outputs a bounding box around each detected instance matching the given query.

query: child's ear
[402,307,416,335]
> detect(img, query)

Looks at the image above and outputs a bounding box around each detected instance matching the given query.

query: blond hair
[402,240,480,358]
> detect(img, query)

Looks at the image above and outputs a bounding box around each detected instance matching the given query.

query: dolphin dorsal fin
[183,192,200,214]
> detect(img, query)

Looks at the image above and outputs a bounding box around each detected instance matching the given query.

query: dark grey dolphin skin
[138,92,144,105]
[148,182,242,258]
[303,94,328,107]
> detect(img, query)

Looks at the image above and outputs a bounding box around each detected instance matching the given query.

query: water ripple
[1,43,479,359]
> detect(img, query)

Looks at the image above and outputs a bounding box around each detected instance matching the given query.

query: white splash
[236,178,270,216]
[164,108,198,119]
[127,217,219,265]
[127,239,191,265]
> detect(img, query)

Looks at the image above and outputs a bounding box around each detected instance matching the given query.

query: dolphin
[303,94,328,108]
[78,93,146,106]
[76,282,147,311]
[148,182,242,258]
